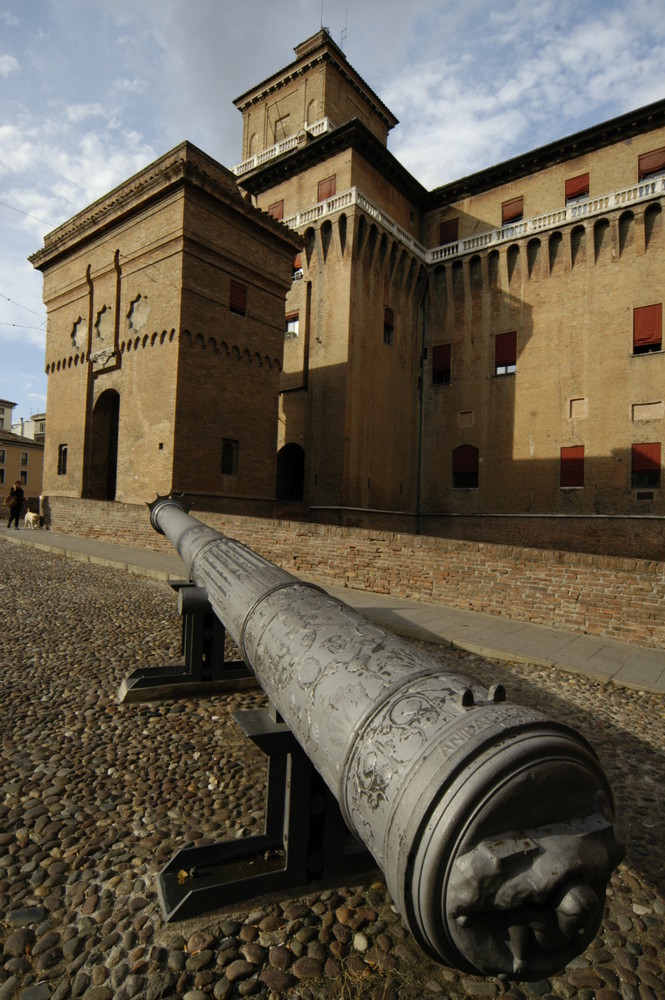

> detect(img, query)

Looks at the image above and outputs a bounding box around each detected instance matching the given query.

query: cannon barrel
[148,494,624,981]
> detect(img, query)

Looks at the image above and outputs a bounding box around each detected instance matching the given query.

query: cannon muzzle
[148,493,624,980]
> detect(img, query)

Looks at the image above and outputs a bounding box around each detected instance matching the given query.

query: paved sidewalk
[2,524,664,694]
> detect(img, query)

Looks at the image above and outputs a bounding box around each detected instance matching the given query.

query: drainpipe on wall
[415,289,426,536]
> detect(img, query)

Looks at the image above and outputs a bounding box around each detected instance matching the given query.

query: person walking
[7,480,25,529]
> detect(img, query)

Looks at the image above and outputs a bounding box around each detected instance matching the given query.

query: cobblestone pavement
[1,540,664,1000]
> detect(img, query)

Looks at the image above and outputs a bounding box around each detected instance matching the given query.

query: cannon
[147,493,624,981]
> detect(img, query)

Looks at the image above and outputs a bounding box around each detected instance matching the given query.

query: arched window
[452,445,479,489]
[276,444,305,501]
[221,439,238,475]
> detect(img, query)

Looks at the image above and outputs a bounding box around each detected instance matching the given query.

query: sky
[2,0,665,426]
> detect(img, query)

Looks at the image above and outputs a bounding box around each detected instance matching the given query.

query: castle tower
[31,143,301,512]
[234,30,428,523]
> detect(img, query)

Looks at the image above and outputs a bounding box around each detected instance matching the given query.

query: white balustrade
[236,134,665,262]
[232,118,337,176]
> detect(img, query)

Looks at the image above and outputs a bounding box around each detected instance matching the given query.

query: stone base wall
[43,495,665,649]
[310,509,665,561]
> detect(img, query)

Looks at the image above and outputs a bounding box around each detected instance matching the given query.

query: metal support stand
[118,581,255,702]
[157,705,377,921]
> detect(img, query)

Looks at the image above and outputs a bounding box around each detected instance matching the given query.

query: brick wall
[43,495,665,649]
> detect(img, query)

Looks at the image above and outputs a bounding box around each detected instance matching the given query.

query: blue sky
[2,0,665,425]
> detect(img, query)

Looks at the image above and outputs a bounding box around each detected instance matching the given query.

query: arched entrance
[86,389,119,500]
[276,443,305,501]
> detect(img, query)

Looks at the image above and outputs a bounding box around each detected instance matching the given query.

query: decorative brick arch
[85,389,119,500]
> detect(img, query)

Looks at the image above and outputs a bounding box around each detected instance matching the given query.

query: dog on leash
[24,511,40,529]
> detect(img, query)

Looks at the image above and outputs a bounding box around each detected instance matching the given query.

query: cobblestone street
[1,540,664,1000]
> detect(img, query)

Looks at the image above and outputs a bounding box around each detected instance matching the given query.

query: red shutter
[560,446,584,487]
[268,200,284,221]
[495,331,517,366]
[229,280,247,315]
[317,176,336,201]
[293,253,302,269]
[439,219,458,245]
[565,173,589,200]
[502,196,523,223]
[432,344,451,372]
[633,304,662,348]
[453,445,478,475]
[632,442,661,473]
[638,147,665,180]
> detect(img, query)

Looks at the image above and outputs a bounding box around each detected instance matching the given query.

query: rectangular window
[57,443,68,476]
[285,312,299,339]
[432,343,451,384]
[495,331,517,375]
[268,200,284,221]
[0,448,5,463]
[502,196,523,224]
[560,446,584,487]
[20,451,28,466]
[438,219,458,245]
[638,147,665,180]
[565,172,589,202]
[633,303,662,354]
[221,439,239,476]
[274,115,290,141]
[383,307,394,346]
[0,469,4,485]
[293,252,303,277]
[20,471,27,485]
[632,442,661,488]
[317,175,336,202]
[229,279,247,316]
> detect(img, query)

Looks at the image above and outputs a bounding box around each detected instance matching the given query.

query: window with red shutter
[432,344,451,384]
[632,442,661,488]
[495,331,517,374]
[560,446,584,487]
[439,219,458,245]
[268,201,284,221]
[229,280,247,316]
[638,147,665,181]
[317,176,336,202]
[633,304,662,354]
[565,173,589,203]
[502,196,523,224]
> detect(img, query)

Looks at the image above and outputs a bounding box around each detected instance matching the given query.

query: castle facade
[32,31,665,552]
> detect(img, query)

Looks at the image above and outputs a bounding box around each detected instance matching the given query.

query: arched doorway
[86,389,119,500]
[276,443,305,501]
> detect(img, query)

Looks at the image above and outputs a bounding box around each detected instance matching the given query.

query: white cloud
[66,102,106,123]
[111,77,146,96]
[0,124,37,176]
[0,53,18,76]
